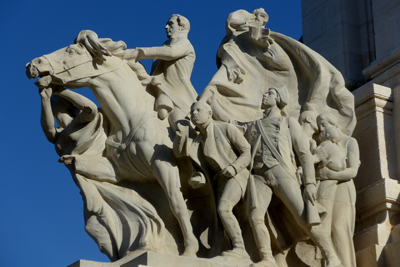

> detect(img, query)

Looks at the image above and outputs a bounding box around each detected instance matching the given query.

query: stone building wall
[301,1,400,266]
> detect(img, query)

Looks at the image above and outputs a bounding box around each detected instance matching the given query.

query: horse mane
[75,30,127,63]
[99,38,127,59]
[75,30,148,80]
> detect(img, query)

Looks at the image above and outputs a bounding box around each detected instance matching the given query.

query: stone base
[69,252,252,267]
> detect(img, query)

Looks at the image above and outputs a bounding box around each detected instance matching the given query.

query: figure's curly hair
[170,14,190,32]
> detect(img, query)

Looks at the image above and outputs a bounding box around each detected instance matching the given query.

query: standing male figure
[174,101,251,259]
[244,88,342,267]
[124,14,197,127]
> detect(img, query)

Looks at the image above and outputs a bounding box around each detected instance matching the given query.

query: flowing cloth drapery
[64,112,165,261]
[200,19,356,260]
[201,31,356,136]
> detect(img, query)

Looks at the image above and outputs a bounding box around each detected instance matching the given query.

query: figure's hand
[51,85,65,94]
[222,166,236,178]
[188,172,206,189]
[314,141,335,162]
[303,183,316,205]
[317,167,332,180]
[59,155,75,165]
[227,67,245,84]
[259,35,274,47]
[206,88,217,106]
[176,120,190,137]
[35,75,53,88]
[39,87,53,99]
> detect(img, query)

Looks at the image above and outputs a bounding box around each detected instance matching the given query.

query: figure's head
[166,14,190,38]
[299,111,318,136]
[225,8,268,36]
[190,102,212,126]
[317,113,341,143]
[261,87,288,110]
[51,95,79,128]
[253,8,269,26]
[226,9,256,34]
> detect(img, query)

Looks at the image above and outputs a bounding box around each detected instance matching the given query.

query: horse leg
[152,158,199,257]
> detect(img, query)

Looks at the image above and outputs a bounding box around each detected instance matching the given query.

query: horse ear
[75,30,111,62]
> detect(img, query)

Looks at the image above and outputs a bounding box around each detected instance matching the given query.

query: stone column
[352,83,400,267]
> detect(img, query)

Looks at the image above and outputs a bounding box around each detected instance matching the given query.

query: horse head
[26,30,128,89]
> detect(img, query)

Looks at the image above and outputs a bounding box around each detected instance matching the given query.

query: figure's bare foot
[222,247,250,259]
[250,258,277,267]
[325,256,342,267]
[181,239,199,257]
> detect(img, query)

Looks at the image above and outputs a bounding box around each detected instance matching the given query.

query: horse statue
[26,30,205,260]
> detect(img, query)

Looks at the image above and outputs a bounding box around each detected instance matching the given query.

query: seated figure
[124,14,198,131]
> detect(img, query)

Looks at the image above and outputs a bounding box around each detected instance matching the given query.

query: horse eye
[69,48,77,55]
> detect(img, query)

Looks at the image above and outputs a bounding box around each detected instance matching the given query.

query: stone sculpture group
[26,8,360,267]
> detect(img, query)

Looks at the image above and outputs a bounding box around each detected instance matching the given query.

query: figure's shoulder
[287,116,301,128]
[173,37,192,46]
[346,136,359,148]
[214,120,240,133]
[286,116,298,124]
[170,37,195,55]
[213,120,229,128]
[183,39,195,52]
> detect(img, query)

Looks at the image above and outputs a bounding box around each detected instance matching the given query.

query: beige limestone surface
[27,7,360,267]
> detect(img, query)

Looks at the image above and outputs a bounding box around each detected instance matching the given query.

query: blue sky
[0,1,302,266]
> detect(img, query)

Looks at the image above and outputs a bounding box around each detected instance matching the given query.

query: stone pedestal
[69,252,251,267]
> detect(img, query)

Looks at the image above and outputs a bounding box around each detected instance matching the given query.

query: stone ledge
[384,239,400,267]
[69,252,252,267]
[355,245,386,267]
[69,259,116,267]
[356,178,400,212]
[354,223,392,251]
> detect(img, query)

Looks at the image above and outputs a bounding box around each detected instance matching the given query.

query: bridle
[43,49,128,84]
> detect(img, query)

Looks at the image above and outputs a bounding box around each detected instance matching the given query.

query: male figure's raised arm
[39,87,57,143]
[125,40,193,61]
[54,87,98,122]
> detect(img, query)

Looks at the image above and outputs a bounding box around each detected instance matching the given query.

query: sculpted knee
[217,199,233,217]
[249,209,265,227]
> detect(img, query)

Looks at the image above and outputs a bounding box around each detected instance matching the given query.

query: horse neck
[89,62,156,137]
